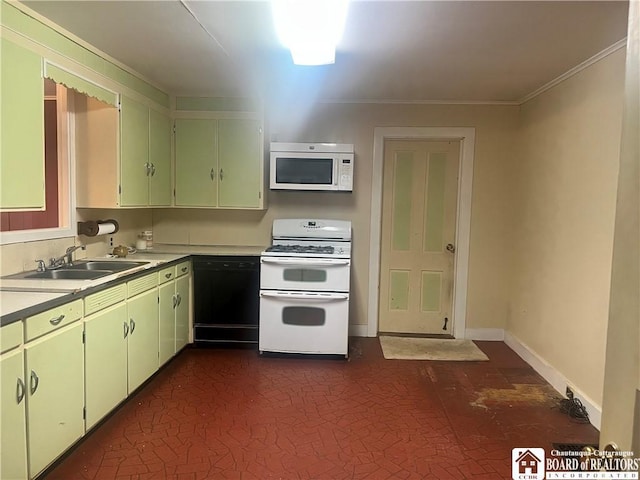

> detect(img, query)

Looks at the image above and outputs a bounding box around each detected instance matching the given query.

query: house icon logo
[512,448,545,480]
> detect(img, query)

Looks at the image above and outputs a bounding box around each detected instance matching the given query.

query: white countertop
[0,253,188,294]
[1,291,71,318]
[0,247,266,325]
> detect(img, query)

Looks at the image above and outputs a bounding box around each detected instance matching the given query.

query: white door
[378,140,460,335]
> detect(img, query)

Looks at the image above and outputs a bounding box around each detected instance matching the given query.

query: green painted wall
[1,1,169,108]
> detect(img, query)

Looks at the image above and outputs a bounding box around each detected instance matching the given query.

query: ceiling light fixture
[271,0,349,66]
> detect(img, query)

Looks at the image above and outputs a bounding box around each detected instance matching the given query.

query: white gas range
[259,219,352,357]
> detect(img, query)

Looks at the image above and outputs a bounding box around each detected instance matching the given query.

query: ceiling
[22,0,629,104]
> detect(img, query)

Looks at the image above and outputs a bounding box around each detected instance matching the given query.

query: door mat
[379,336,489,361]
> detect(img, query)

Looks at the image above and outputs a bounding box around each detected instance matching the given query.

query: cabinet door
[120,96,150,206]
[1,38,45,209]
[175,118,218,207]
[218,119,262,208]
[0,349,27,480]
[84,302,128,430]
[25,323,84,478]
[127,288,159,392]
[175,275,190,351]
[149,108,172,206]
[158,281,176,365]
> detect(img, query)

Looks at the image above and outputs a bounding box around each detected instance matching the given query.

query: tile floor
[45,339,598,479]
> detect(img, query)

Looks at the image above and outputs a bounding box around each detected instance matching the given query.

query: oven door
[260,257,350,292]
[259,291,349,356]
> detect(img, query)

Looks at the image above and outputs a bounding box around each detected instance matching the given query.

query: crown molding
[518,38,627,105]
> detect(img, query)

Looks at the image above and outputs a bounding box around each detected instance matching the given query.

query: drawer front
[176,261,190,278]
[25,299,83,341]
[85,284,127,316]
[158,266,175,285]
[128,273,158,298]
[1,321,23,353]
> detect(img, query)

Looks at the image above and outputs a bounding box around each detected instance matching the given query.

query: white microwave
[270,142,354,192]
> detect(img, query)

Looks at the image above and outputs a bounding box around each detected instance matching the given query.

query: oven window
[282,307,326,326]
[283,268,328,282]
[275,157,333,184]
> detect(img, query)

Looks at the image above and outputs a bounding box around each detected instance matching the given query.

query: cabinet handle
[150,163,156,176]
[219,168,224,181]
[181,266,188,273]
[130,318,136,334]
[172,294,178,309]
[210,168,216,181]
[16,377,25,404]
[29,370,39,395]
[165,272,172,279]
[49,314,65,326]
[124,321,129,338]
[177,293,182,307]
[145,162,151,176]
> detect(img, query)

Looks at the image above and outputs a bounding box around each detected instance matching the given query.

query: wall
[507,49,626,410]
[153,102,519,331]
[0,209,152,276]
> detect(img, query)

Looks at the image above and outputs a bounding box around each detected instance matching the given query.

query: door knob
[446,243,455,253]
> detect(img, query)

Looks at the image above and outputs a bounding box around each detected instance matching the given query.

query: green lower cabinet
[0,349,27,480]
[158,281,176,366]
[25,323,84,478]
[84,302,128,430]
[175,275,190,351]
[127,288,159,392]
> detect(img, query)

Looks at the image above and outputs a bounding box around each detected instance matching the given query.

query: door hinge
[119,185,122,194]
[83,406,86,420]
[82,331,86,344]
[173,122,176,134]
[258,191,262,199]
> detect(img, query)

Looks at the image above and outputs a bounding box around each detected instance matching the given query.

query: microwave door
[271,156,337,190]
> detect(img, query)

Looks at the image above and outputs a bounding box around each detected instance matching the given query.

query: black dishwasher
[193,256,260,347]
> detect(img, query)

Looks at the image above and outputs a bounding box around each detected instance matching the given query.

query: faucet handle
[35,260,46,272]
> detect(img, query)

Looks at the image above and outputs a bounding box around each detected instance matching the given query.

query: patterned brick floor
[45,339,598,479]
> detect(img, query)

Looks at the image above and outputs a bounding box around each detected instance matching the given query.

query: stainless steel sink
[2,260,150,281]
[68,261,148,272]
[22,269,111,280]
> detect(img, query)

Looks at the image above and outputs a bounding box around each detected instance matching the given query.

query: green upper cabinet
[175,117,264,209]
[1,38,45,210]
[175,118,218,207]
[218,119,262,208]
[120,96,149,206]
[120,96,171,207]
[148,109,172,206]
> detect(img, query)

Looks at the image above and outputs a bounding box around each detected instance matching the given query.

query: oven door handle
[261,257,350,266]
[260,291,349,301]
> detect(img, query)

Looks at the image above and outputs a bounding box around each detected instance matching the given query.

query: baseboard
[465,328,505,341]
[349,324,370,337]
[504,331,602,430]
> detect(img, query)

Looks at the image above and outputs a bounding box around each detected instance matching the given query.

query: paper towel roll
[96,222,117,235]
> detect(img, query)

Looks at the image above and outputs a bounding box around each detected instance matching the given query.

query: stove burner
[266,245,335,254]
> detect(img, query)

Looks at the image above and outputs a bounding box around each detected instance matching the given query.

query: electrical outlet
[109,236,114,247]
[566,386,574,399]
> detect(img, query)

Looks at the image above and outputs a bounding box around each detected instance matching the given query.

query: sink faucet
[46,244,86,269]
